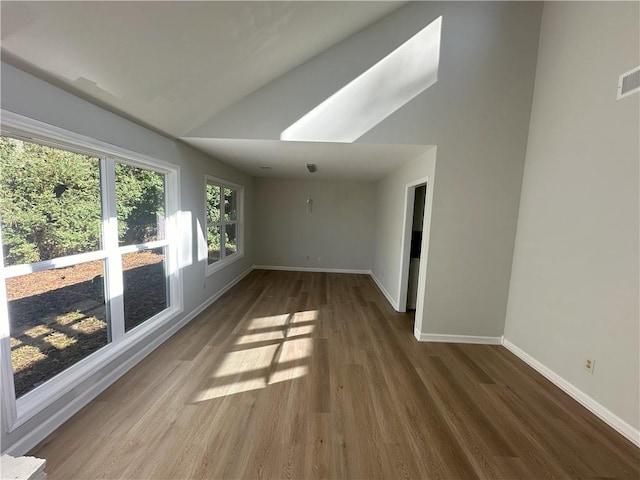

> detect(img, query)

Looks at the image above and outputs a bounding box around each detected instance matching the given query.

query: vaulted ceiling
[1,1,403,138]
[1,1,439,180]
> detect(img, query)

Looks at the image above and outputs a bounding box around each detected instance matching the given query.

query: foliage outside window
[0,131,178,407]
[1,138,108,398]
[206,177,242,274]
[115,163,166,246]
[0,138,102,265]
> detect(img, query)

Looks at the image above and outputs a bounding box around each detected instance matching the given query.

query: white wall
[504,2,640,434]
[372,149,436,313]
[187,2,543,338]
[0,62,255,453]
[254,179,375,271]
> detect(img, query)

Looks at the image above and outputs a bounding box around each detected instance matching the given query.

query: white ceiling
[183,138,433,181]
[1,1,404,138]
[1,2,432,181]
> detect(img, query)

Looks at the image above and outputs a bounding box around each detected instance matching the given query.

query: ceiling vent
[617,66,640,99]
[306,163,317,173]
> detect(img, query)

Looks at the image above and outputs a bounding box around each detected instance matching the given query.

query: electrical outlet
[584,358,595,374]
[317,257,321,262]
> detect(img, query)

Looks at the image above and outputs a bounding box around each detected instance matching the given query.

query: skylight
[281,16,442,143]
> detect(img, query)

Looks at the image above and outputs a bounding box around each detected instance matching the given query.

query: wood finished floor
[33,270,639,479]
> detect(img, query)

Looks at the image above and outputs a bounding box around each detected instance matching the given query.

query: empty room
[0,1,638,479]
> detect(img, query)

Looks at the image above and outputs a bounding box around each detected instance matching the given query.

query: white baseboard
[369,272,400,311]
[502,338,640,448]
[414,331,504,345]
[253,265,370,275]
[254,266,401,314]
[191,266,255,318]
[4,266,254,457]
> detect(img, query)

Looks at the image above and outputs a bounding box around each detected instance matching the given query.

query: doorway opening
[397,178,429,320]
[406,185,426,310]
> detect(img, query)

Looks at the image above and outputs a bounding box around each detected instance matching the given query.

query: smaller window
[205,177,243,274]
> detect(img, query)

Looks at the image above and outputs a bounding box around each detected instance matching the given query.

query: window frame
[0,110,183,432]
[205,175,244,276]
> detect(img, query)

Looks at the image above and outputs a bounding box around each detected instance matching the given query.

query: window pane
[206,183,220,223]
[115,163,165,246]
[207,225,221,264]
[0,137,102,267]
[224,187,237,221]
[225,224,237,256]
[122,248,168,332]
[6,260,108,398]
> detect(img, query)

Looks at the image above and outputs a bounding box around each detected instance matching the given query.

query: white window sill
[206,252,244,276]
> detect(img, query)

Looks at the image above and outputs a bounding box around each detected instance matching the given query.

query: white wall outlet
[584,358,595,374]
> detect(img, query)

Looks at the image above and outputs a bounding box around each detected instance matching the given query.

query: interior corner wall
[188,2,543,339]
[372,149,436,309]
[376,2,543,338]
[0,62,255,453]
[253,178,375,271]
[504,2,640,432]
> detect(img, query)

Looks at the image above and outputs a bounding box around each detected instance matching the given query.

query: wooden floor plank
[31,270,639,479]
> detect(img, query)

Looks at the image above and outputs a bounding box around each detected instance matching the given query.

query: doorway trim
[398,171,437,341]
[397,177,429,313]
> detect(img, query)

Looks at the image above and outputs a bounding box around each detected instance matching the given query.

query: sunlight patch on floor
[243,313,291,331]
[192,310,318,402]
[234,329,286,345]
[287,310,317,337]
[216,344,280,377]
[269,337,312,385]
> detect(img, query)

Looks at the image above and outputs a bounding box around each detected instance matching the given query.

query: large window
[205,176,243,274]
[0,112,181,429]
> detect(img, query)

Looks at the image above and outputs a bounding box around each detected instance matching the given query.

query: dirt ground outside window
[7,250,166,398]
